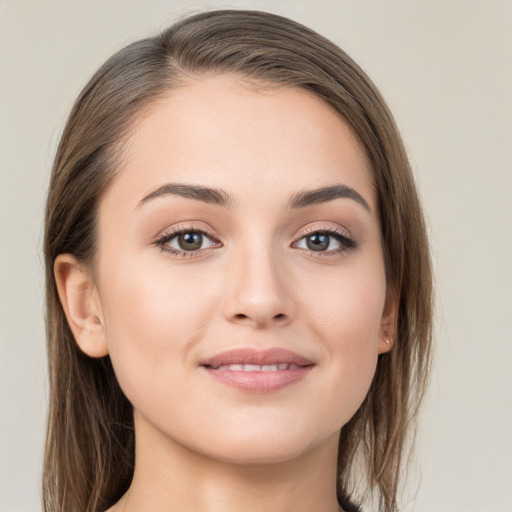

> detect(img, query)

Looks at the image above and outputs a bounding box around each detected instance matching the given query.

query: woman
[43,9,433,512]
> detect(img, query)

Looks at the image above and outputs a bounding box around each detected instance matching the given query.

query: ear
[54,254,108,358]
[378,287,398,355]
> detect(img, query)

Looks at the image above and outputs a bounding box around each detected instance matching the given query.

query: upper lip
[200,348,315,368]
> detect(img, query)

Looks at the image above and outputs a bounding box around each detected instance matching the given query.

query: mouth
[200,348,315,392]
[206,363,304,371]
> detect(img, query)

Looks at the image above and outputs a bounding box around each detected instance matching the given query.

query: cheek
[97,258,218,404]
[302,260,386,414]
[305,255,386,344]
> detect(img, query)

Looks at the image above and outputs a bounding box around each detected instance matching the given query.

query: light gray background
[1,1,511,511]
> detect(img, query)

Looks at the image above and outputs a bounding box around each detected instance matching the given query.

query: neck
[114,411,342,512]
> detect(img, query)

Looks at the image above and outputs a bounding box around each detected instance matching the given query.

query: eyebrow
[138,182,370,212]
[287,184,370,211]
[138,183,235,208]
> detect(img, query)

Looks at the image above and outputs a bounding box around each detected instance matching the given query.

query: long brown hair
[43,9,433,512]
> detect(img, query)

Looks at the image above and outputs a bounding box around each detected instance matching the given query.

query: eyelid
[297,223,352,239]
[153,223,222,258]
[152,221,356,258]
[292,223,357,254]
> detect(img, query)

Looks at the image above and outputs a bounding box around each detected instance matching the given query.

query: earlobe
[54,254,108,358]
[379,336,393,354]
[378,287,398,355]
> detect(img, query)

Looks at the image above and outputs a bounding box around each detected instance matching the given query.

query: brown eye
[306,233,330,251]
[177,232,203,251]
[294,228,356,254]
[156,228,219,256]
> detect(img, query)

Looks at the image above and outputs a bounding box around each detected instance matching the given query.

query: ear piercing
[384,338,391,345]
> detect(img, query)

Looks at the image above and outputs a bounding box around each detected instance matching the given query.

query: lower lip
[202,367,313,392]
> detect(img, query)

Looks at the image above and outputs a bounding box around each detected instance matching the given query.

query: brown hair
[43,9,433,512]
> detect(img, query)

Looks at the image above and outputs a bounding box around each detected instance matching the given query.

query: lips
[200,348,315,392]
[211,363,302,371]
[201,348,314,368]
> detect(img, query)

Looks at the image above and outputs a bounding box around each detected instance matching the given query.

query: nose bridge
[222,231,295,328]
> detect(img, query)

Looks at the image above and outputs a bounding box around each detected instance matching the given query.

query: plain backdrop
[0,1,510,511]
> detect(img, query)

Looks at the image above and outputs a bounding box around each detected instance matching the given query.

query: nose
[222,243,296,329]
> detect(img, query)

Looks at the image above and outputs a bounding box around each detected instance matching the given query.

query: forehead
[106,75,376,211]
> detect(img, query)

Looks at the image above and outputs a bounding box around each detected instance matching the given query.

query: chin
[186,417,340,466]
[199,437,319,466]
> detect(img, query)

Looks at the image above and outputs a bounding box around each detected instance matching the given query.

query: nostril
[231,312,287,324]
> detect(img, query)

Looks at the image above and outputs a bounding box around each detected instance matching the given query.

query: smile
[209,363,302,371]
[200,348,315,392]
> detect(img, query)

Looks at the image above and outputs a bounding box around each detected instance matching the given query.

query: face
[91,76,393,464]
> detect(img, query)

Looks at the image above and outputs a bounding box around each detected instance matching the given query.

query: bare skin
[114,417,341,512]
[55,75,395,512]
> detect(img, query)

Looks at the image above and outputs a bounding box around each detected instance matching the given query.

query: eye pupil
[306,233,329,251]
[178,232,202,250]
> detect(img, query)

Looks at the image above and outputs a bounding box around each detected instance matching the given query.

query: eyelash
[154,224,221,258]
[293,225,357,256]
[154,224,357,258]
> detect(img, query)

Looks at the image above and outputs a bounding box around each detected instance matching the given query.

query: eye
[155,226,220,256]
[294,228,356,254]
